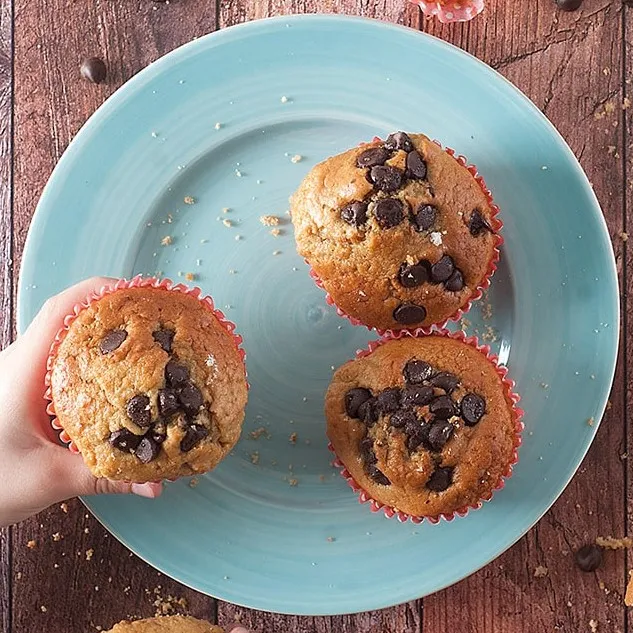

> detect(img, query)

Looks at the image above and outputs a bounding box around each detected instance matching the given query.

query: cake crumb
[40,606,47,613]
[270,228,281,237]
[250,451,260,465]
[222,207,230,214]
[16,571,22,580]
[534,565,548,578]
[84,527,89,534]
[161,235,173,246]
[260,214,280,226]
[52,532,62,542]
[587,417,595,426]
[596,536,633,550]
[291,154,302,163]
[280,95,289,103]
[183,196,195,205]
[481,325,498,343]
[60,503,68,513]
[288,478,298,486]
[272,250,281,256]
[222,219,233,228]
[214,122,222,130]
[235,169,242,177]
[589,620,598,633]
[250,427,271,441]
[184,272,195,282]
[85,549,94,561]
[289,432,297,445]
[623,98,631,110]
[620,231,628,242]
[326,536,336,542]
[235,235,242,241]
[27,540,37,550]
[625,570,633,606]
[188,477,199,488]
[481,302,493,320]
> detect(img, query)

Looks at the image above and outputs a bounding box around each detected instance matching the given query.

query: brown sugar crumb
[270,228,282,237]
[183,196,195,205]
[27,540,37,549]
[587,417,595,426]
[60,503,68,513]
[625,571,633,606]
[260,214,281,226]
[222,218,233,228]
[289,432,298,445]
[288,478,298,487]
[596,536,633,550]
[533,565,548,578]
[52,532,62,542]
[148,586,189,617]
[184,272,196,282]
[249,427,271,440]
[250,451,260,465]
[188,477,199,488]
[161,235,173,246]
[85,549,94,561]
[589,620,599,633]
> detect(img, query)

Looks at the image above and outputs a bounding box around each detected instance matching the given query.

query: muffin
[291,132,500,331]
[48,279,248,482]
[326,333,521,520]
[106,616,223,633]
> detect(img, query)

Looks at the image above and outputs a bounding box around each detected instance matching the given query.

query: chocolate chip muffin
[291,132,499,331]
[326,335,520,519]
[48,284,248,482]
[106,616,223,633]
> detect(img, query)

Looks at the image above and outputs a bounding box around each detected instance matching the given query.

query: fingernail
[131,482,163,498]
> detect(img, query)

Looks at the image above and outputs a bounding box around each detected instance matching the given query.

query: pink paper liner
[307,136,503,336]
[411,0,484,23]
[328,328,523,525]
[44,275,248,458]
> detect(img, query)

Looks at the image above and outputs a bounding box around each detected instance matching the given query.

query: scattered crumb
[540,382,549,389]
[620,231,628,242]
[214,122,222,130]
[625,570,633,606]
[222,207,230,214]
[291,154,302,163]
[587,417,595,426]
[481,325,498,343]
[188,477,199,488]
[623,98,631,110]
[235,235,242,241]
[596,536,633,550]
[85,549,94,561]
[289,432,297,445]
[429,231,443,246]
[60,503,68,513]
[185,272,196,282]
[272,250,281,256]
[16,572,22,580]
[589,619,598,633]
[229,269,236,275]
[222,219,233,228]
[288,478,298,486]
[534,565,548,578]
[235,169,242,177]
[250,451,260,465]
[280,95,289,103]
[53,563,60,569]
[52,532,62,542]
[319,475,326,482]
[40,606,47,613]
[459,317,471,331]
[260,214,280,226]
[200,238,208,244]
[326,536,336,542]
[249,427,271,441]
[161,235,173,246]
[481,302,493,320]
[27,540,37,550]
[147,586,189,617]
[183,196,195,205]
[84,527,90,534]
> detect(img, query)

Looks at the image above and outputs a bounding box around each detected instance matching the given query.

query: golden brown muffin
[49,286,248,482]
[291,132,498,331]
[326,336,519,518]
[106,616,223,633]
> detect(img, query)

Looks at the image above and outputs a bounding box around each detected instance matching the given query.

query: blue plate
[18,15,618,615]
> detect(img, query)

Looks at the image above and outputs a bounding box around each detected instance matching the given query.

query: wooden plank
[11,1,218,631]
[423,2,627,632]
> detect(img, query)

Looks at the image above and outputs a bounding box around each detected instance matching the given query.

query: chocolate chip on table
[376,387,402,414]
[398,261,429,288]
[356,147,391,168]
[405,151,428,180]
[401,385,434,408]
[555,0,583,9]
[80,57,107,84]
[390,409,418,429]
[384,132,413,153]
[445,269,464,292]
[575,544,603,572]
[429,395,456,419]
[100,329,127,354]
[461,393,486,426]
[136,435,162,463]
[368,165,403,192]
[358,398,379,426]
[180,423,209,452]
[345,387,373,418]
[427,420,455,452]
[411,204,437,232]
[165,360,189,386]
[178,381,204,416]
[153,328,175,353]
[374,198,405,228]
[430,255,455,283]
[393,303,427,325]
[157,388,180,417]
[341,201,368,227]
[126,395,151,428]
[468,209,492,236]
[109,429,141,453]
[429,372,460,394]
[367,464,391,486]
[403,359,434,384]
[426,466,453,492]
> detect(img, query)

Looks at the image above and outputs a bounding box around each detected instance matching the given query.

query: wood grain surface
[0,1,629,632]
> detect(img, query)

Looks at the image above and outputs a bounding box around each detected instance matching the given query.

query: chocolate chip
[153,328,175,353]
[157,389,180,417]
[356,147,391,168]
[411,204,437,232]
[575,544,602,572]
[368,165,403,192]
[376,388,402,414]
[80,57,107,84]
[405,151,428,180]
[358,398,379,426]
[401,385,434,408]
[178,381,204,416]
[100,329,127,354]
[429,372,459,394]
[398,261,429,288]
[341,201,368,227]
[165,360,189,386]
[390,409,418,429]
[367,464,391,485]
[403,360,434,384]
[180,424,209,452]
[445,269,464,292]
[426,467,453,492]
[556,0,583,9]
[430,255,455,283]
[345,388,373,419]
[126,395,151,428]
[109,429,141,453]
[427,420,455,452]
[461,393,486,426]
[429,395,456,419]
[393,303,427,325]
[406,420,430,452]
[469,209,492,236]
[374,198,405,228]
[359,436,377,463]
[136,436,161,463]
[384,132,413,152]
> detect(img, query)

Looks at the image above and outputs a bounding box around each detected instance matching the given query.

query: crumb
[235,169,242,177]
[27,540,37,550]
[319,475,326,482]
[85,549,94,561]
[623,98,631,110]
[481,302,493,320]
[289,432,297,444]
[214,122,222,130]
[326,536,336,542]
[222,219,233,228]
[589,620,598,633]
[222,207,230,214]
[16,572,22,580]
[288,478,298,486]
[183,196,195,205]
[280,95,288,103]
[249,427,271,441]
[53,563,59,569]
[607,400,613,410]
[149,587,189,617]
[534,565,548,578]
[459,317,471,331]
[272,250,281,256]
[52,532,62,542]
[429,231,443,246]
[625,570,633,606]
[235,235,242,241]
[596,536,633,550]
[250,451,259,465]
[188,477,199,488]
[291,154,302,163]
[185,272,195,281]
[481,325,498,343]
[60,503,68,513]
[84,527,89,534]
[270,228,281,237]
[540,382,549,389]
[260,214,280,226]
[229,269,236,274]
[620,231,628,242]
[40,606,47,613]
[587,417,595,426]
[161,236,172,246]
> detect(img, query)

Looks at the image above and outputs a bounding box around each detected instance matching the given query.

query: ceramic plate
[17,15,619,615]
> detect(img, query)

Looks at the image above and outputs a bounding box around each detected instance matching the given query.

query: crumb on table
[250,451,260,465]
[625,570,633,606]
[222,219,233,228]
[188,477,199,488]
[185,272,195,282]
[291,154,302,163]
[289,432,297,445]
[161,236,173,246]
[260,214,280,226]
[270,228,281,237]
[60,503,68,513]
[27,540,37,550]
[596,536,633,550]
[183,196,195,205]
[85,549,94,561]
[249,427,271,441]
[533,565,548,578]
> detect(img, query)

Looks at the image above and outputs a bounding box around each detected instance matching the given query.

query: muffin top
[49,286,248,482]
[326,336,518,518]
[106,616,223,633]
[291,132,498,331]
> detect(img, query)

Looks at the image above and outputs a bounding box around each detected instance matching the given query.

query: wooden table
[0,1,629,631]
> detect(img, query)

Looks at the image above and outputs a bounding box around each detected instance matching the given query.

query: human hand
[0,277,162,527]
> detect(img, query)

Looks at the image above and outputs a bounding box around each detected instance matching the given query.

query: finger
[227,626,251,633]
